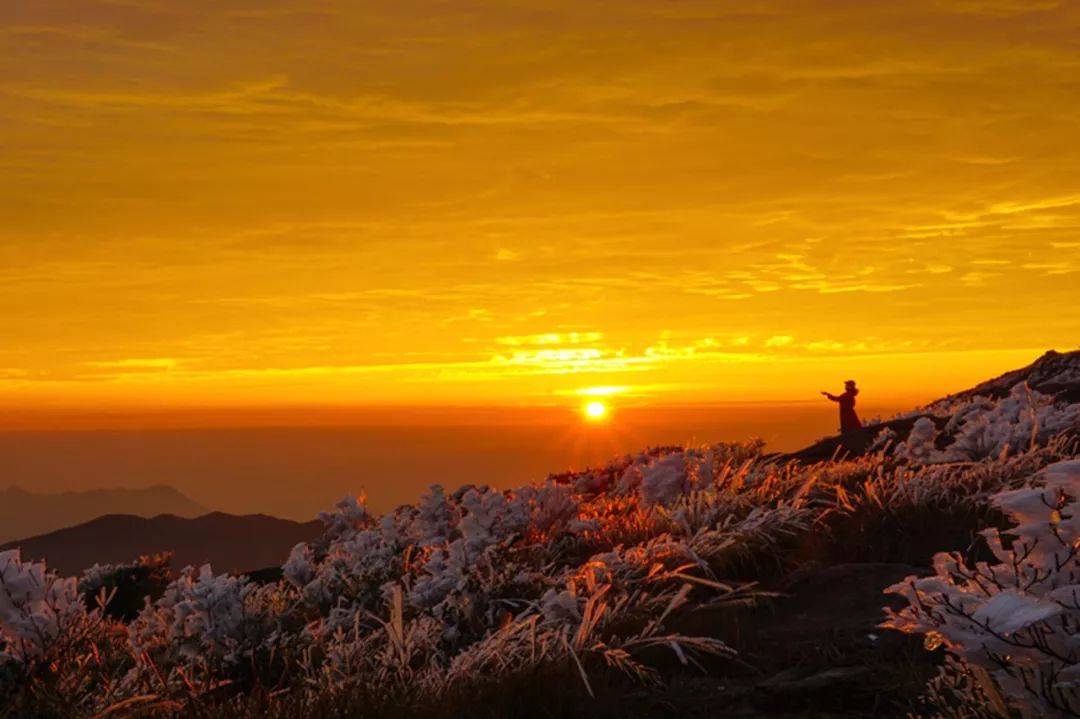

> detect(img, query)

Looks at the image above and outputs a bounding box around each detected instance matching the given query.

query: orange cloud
[1,0,1078,415]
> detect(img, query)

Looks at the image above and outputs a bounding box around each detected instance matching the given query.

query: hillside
[0,485,206,544]
[2,512,322,575]
[1,349,1079,718]
[943,348,1080,404]
[787,348,1080,464]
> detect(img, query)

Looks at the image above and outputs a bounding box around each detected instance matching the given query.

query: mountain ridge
[2,511,322,575]
[0,484,208,544]
[938,348,1080,404]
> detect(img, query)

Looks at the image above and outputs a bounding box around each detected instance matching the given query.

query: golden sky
[2,0,1079,416]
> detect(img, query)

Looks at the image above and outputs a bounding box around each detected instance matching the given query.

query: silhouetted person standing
[822,380,862,433]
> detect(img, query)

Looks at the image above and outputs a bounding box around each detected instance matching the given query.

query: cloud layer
[1,0,1078,408]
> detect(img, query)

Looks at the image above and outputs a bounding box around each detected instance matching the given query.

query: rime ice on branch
[885,460,1080,718]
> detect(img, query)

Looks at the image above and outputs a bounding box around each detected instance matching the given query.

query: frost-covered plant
[458,486,533,552]
[945,384,1079,461]
[414,483,458,545]
[126,563,283,695]
[284,493,407,612]
[895,383,1080,464]
[896,416,943,464]
[640,452,699,507]
[885,460,1080,717]
[0,550,90,664]
[316,495,375,545]
[79,563,126,598]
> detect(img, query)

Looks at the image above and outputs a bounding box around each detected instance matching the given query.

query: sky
[2,0,1079,423]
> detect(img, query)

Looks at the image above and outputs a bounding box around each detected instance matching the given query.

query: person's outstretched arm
[821,391,839,401]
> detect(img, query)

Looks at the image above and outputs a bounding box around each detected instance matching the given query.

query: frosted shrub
[895,416,943,464]
[899,383,1080,464]
[516,483,581,536]
[78,563,125,597]
[129,564,270,672]
[641,453,699,507]
[942,396,997,435]
[615,442,761,508]
[282,542,317,595]
[945,384,1079,461]
[290,528,404,611]
[163,566,253,656]
[285,493,408,611]
[885,460,1080,717]
[408,540,470,610]
[459,487,531,552]
[0,550,89,664]
[414,484,457,545]
[614,462,646,496]
[316,495,374,545]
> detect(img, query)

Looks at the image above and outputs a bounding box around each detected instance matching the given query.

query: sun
[583,401,609,421]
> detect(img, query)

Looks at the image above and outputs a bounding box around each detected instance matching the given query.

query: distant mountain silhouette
[3,512,322,575]
[0,485,207,544]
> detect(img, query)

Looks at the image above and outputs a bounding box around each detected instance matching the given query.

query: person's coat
[826,388,862,433]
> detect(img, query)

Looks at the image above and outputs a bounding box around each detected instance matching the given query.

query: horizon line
[0,397,924,433]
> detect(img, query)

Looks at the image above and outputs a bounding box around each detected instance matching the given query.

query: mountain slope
[0,485,207,544]
[787,348,1079,463]
[942,348,1080,404]
[3,512,322,575]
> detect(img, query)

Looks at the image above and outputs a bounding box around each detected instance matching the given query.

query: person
[822,380,862,433]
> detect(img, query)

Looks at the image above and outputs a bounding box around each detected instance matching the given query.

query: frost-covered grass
[1,380,1078,718]
[892,383,1080,464]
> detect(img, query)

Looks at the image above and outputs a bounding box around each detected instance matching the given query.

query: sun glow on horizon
[584,401,609,422]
